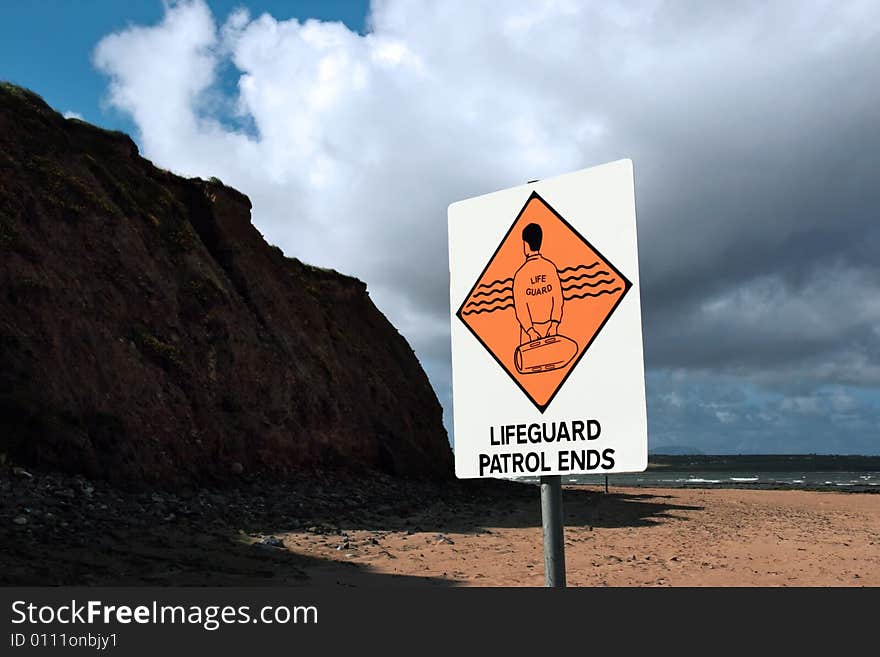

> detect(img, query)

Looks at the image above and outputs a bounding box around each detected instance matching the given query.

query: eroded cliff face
[0,83,452,485]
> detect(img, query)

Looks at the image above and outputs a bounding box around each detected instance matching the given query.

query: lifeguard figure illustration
[512,223,578,374]
[514,223,562,344]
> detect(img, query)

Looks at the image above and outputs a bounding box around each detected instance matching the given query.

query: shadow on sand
[249,484,704,535]
[1,475,702,587]
[230,487,704,587]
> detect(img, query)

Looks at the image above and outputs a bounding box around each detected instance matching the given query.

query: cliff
[0,83,452,485]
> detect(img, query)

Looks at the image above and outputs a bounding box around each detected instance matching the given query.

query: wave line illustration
[477,277,514,290]
[472,285,514,299]
[561,278,616,291]
[557,262,600,274]
[465,295,514,308]
[461,303,515,315]
[562,287,622,301]
[560,269,610,282]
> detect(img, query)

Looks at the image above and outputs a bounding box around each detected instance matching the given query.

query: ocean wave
[730,477,759,482]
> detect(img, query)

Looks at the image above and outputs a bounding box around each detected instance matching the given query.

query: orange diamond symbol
[456,191,632,412]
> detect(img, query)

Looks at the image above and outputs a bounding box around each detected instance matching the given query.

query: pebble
[13,515,27,525]
[260,536,284,548]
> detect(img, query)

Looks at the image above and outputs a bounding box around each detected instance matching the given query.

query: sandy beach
[3,467,878,587]
[286,486,880,587]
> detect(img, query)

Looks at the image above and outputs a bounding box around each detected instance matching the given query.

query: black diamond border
[455,190,633,413]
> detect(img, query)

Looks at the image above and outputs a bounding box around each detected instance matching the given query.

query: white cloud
[62,110,84,120]
[91,0,880,438]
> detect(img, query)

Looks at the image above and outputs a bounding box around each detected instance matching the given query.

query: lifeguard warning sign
[448,160,647,479]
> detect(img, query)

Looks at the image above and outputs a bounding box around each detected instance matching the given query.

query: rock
[13,515,27,525]
[0,82,453,485]
[435,534,455,545]
[230,462,244,475]
[260,536,284,548]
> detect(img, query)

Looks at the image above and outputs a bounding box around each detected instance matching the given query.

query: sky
[2,0,879,454]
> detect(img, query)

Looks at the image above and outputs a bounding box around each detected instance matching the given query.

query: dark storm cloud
[602,30,880,383]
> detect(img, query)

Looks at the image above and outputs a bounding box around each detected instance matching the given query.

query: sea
[567,470,880,492]
[511,455,880,493]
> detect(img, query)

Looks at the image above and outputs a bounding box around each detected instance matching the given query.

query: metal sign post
[540,475,566,587]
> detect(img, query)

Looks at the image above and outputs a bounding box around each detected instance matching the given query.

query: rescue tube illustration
[514,334,578,374]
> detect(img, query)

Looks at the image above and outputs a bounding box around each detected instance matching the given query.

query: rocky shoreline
[0,463,530,585]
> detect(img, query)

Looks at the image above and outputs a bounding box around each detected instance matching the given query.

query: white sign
[448,160,647,479]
